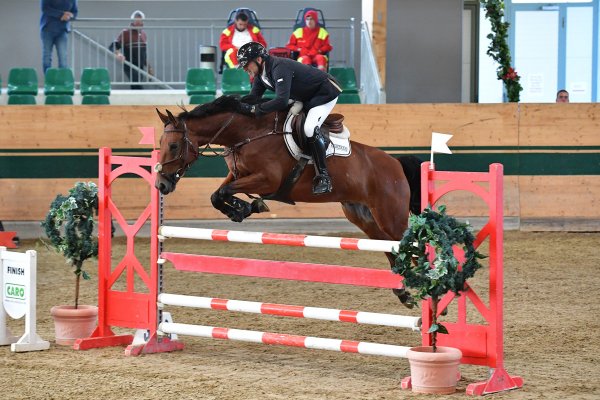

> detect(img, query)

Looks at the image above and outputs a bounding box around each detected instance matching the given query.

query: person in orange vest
[219,11,267,69]
[286,10,332,71]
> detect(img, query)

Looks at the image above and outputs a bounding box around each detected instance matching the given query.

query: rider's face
[244,57,261,78]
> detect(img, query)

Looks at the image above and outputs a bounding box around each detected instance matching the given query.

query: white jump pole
[159,226,400,253]
[158,293,421,331]
[159,322,411,358]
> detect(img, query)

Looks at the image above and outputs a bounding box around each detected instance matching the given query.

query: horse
[155,95,422,306]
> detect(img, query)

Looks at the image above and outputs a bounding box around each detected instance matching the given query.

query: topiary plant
[392,205,485,352]
[42,182,98,309]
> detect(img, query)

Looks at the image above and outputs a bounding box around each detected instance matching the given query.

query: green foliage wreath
[392,205,485,351]
[481,0,523,102]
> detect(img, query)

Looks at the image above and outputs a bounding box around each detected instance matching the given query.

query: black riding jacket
[250,55,342,114]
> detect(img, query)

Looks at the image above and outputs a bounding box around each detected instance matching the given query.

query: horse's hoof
[251,199,270,213]
[227,211,245,223]
[392,288,416,309]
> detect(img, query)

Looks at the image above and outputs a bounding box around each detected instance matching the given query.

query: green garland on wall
[481,0,523,102]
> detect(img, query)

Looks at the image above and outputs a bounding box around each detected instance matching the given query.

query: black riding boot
[307,128,333,195]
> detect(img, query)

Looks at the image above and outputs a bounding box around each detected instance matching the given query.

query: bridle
[154,114,236,182]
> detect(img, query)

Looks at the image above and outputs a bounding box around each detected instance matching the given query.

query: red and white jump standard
[74,148,522,396]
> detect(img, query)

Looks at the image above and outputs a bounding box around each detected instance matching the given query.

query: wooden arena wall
[1,104,599,230]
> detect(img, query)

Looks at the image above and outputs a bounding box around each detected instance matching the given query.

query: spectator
[556,89,569,103]
[219,11,267,69]
[110,10,152,90]
[286,10,332,71]
[40,0,78,74]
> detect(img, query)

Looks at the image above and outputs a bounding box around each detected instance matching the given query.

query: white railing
[360,21,386,104]
[70,17,356,89]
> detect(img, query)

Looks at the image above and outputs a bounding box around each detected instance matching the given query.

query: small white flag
[431,132,453,154]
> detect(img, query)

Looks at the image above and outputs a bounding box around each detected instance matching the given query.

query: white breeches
[304,97,338,138]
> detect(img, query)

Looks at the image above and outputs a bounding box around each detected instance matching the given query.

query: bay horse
[155,95,422,306]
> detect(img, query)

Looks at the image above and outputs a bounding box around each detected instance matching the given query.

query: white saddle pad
[282,111,352,162]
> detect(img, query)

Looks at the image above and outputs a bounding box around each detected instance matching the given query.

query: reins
[156,109,286,181]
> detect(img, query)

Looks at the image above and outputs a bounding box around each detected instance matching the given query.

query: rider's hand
[238,102,256,117]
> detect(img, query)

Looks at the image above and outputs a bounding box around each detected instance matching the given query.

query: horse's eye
[169,143,179,152]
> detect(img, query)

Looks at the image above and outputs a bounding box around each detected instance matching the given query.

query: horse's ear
[165,109,179,128]
[156,108,169,125]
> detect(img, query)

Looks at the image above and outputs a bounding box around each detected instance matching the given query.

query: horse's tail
[397,155,423,215]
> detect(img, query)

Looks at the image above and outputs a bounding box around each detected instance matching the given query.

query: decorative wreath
[392,205,485,302]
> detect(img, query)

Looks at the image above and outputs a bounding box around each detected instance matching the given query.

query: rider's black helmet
[237,42,267,69]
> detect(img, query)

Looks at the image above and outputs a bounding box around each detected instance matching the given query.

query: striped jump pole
[159,226,400,252]
[158,293,421,330]
[159,322,411,358]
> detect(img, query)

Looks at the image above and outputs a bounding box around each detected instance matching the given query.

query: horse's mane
[178,95,242,119]
[178,94,273,120]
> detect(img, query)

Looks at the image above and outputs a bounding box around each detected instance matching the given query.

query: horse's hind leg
[341,202,415,308]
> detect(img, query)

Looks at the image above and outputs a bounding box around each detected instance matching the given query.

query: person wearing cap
[40,0,78,74]
[236,42,342,195]
[286,10,332,71]
[219,11,267,69]
[109,10,151,89]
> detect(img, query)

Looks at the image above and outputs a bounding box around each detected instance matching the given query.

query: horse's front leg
[210,172,274,222]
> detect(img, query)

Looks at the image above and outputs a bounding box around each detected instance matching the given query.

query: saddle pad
[283,112,352,162]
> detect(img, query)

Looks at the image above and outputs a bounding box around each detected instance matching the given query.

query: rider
[236,41,342,195]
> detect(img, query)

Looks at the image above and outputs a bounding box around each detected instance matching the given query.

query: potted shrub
[42,182,99,345]
[393,205,485,394]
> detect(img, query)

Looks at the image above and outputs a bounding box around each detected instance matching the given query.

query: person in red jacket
[286,10,332,71]
[219,12,267,69]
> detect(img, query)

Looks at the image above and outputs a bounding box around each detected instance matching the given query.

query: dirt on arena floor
[1,231,599,400]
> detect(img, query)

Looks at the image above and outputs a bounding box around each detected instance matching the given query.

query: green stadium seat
[262,91,276,100]
[329,67,358,94]
[80,68,111,95]
[44,68,75,95]
[7,68,38,95]
[221,68,251,95]
[8,94,37,105]
[189,94,216,105]
[186,68,216,95]
[45,94,73,105]
[81,95,110,105]
[337,93,361,104]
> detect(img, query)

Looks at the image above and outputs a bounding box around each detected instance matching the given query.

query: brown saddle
[291,113,344,137]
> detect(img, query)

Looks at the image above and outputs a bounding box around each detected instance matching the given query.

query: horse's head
[154,109,199,195]
[154,96,271,195]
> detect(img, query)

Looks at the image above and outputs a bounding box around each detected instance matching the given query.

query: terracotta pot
[406,346,462,394]
[50,305,98,346]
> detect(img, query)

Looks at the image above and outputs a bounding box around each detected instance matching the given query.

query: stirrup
[312,174,332,195]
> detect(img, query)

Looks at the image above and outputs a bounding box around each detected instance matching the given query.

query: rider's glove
[238,102,256,116]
